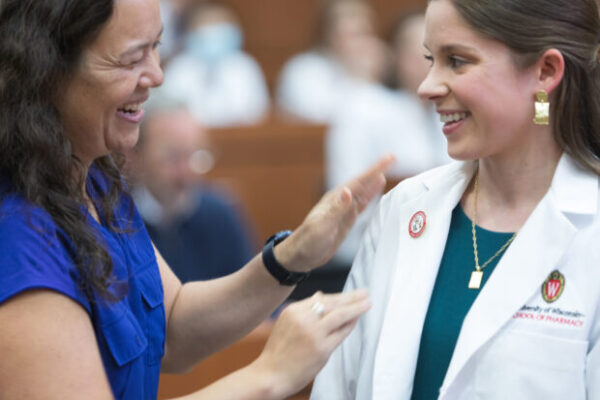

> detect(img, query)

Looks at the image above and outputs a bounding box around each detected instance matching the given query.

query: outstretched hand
[251,290,370,399]
[275,154,395,272]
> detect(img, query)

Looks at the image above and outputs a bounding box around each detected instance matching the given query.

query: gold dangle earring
[533,90,549,125]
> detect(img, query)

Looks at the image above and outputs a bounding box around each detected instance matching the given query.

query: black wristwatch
[262,230,310,286]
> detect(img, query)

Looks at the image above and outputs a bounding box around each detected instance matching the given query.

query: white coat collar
[550,153,597,217]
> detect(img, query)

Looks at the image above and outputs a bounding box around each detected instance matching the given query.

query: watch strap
[262,230,310,286]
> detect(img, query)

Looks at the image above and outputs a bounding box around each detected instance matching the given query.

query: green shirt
[411,205,514,400]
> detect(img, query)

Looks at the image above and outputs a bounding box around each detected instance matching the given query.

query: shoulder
[0,191,89,310]
[224,52,262,69]
[0,191,69,257]
[381,161,468,209]
[195,187,246,221]
[219,53,267,87]
[280,51,337,79]
[358,161,467,251]
[336,84,397,119]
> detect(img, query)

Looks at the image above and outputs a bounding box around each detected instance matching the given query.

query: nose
[417,67,448,103]
[140,50,164,88]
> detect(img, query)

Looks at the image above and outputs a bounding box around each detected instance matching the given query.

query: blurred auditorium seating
[205,116,327,243]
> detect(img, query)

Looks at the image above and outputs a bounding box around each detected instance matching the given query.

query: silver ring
[311,301,325,317]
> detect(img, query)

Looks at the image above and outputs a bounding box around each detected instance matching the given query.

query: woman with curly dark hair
[0,0,394,398]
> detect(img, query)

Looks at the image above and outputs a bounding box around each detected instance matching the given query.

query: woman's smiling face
[418,0,539,162]
[57,0,164,165]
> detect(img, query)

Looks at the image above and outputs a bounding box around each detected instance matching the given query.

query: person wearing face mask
[160,0,269,127]
[156,0,194,63]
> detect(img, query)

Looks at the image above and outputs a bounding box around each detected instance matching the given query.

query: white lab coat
[311,154,600,399]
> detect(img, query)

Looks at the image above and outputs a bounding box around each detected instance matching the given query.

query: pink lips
[117,108,145,123]
[442,117,466,136]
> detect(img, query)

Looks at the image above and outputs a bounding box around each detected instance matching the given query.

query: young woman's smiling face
[418,0,540,162]
[57,0,164,165]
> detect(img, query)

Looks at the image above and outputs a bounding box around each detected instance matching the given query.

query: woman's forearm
[162,253,293,372]
[168,360,281,400]
[167,289,372,400]
[161,155,393,372]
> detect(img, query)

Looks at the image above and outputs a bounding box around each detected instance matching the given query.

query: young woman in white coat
[310,0,600,398]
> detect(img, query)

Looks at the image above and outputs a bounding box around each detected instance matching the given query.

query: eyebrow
[423,43,477,54]
[120,26,164,57]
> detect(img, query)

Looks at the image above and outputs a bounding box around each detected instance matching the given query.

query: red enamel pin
[409,211,427,238]
[542,270,565,303]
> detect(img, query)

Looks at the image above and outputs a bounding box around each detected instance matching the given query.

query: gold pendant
[468,270,483,289]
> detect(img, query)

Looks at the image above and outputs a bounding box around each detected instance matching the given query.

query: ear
[534,48,565,95]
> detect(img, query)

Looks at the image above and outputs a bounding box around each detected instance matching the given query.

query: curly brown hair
[0,0,128,299]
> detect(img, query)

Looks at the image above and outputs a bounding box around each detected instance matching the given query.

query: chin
[112,131,141,153]
[447,147,480,162]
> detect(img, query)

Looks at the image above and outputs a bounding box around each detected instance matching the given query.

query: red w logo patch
[542,270,565,303]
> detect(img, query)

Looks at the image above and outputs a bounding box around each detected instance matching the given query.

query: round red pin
[409,211,426,238]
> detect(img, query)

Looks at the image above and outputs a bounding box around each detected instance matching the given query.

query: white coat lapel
[372,162,475,400]
[442,154,598,394]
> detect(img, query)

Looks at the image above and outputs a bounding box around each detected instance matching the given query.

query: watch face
[273,230,293,245]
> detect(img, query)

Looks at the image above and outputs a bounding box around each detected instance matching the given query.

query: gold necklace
[468,171,517,289]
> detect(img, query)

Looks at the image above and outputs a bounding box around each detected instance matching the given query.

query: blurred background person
[127,94,256,283]
[327,11,447,191]
[388,10,447,163]
[160,0,270,127]
[276,0,389,124]
[157,0,195,64]
[318,10,450,283]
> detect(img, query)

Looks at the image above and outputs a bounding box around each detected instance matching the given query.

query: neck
[76,160,99,223]
[462,135,562,232]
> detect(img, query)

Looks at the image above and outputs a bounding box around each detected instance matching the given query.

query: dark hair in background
[314,0,375,49]
[433,0,600,174]
[383,8,426,90]
[181,0,229,32]
[0,0,124,300]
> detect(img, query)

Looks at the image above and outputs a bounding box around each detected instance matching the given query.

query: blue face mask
[184,23,243,64]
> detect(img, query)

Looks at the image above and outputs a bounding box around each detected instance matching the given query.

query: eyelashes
[423,54,469,69]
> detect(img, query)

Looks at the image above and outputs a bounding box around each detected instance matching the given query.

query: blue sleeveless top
[0,167,165,399]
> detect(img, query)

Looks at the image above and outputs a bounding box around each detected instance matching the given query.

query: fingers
[342,154,396,213]
[319,294,370,334]
[301,290,370,356]
[285,156,395,272]
[308,289,369,312]
[256,289,370,396]
[303,290,371,332]
[345,154,396,194]
[324,317,360,350]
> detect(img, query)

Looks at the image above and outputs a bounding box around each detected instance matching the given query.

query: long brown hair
[433,0,600,174]
[0,0,126,300]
